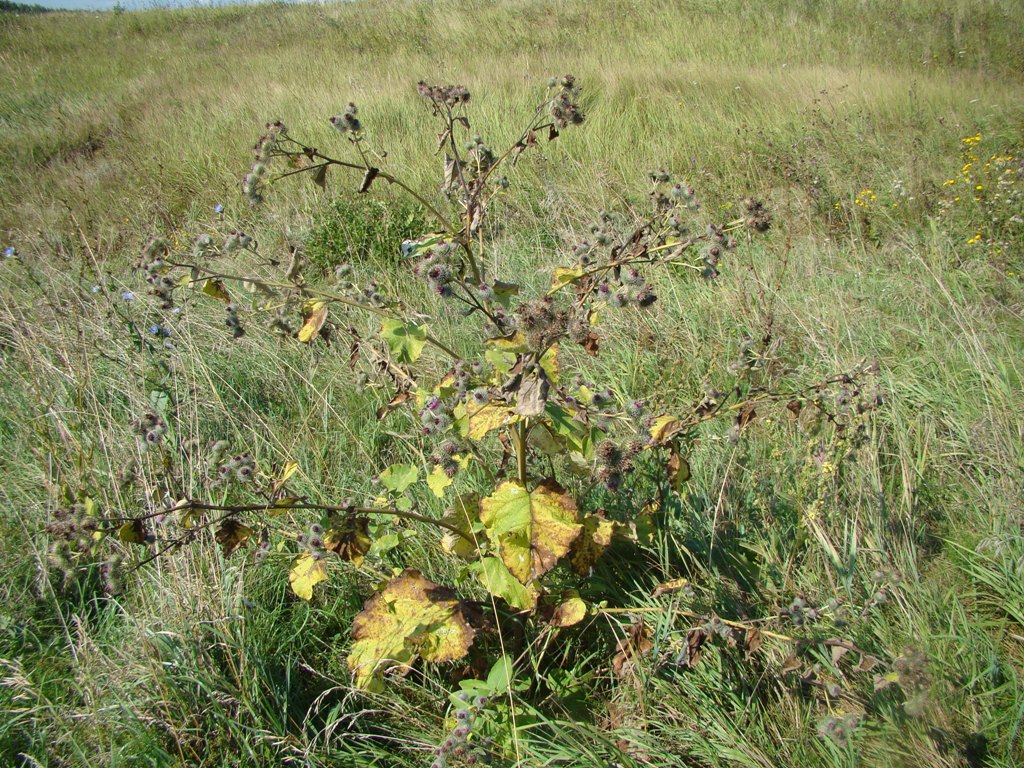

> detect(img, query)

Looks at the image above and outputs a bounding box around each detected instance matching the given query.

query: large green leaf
[379,463,419,493]
[348,569,476,691]
[474,556,538,611]
[479,480,581,584]
[380,319,428,364]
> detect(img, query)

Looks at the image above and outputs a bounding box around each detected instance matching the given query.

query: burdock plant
[96,77,880,699]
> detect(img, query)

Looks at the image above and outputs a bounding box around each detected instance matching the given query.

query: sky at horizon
[24,0,314,10]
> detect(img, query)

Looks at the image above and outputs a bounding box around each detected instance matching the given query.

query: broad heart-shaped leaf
[289,552,328,600]
[324,516,371,567]
[379,463,419,493]
[479,481,581,584]
[474,556,538,611]
[348,569,476,692]
[298,299,329,343]
[380,319,428,364]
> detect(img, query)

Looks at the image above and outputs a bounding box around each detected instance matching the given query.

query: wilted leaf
[427,466,453,498]
[744,628,764,658]
[348,569,476,691]
[649,415,683,445]
[736,406,757,430]
[380,319,428,364]
[117,519,148,545]
[475,556,538,611]
[874,671,899,691]
[673,628,707,669]
[289,552,328,600]
[358,166,379,194]
[376,389,412,420]
[667,450,691,490]
[514,371,549,417]
[549,266,584,294]
[269,460,299,497]
[612,619,654,676]
[479,480,581,584]
[312,163,328,190]
[492,281,519,307]
[214,518,253,556]
[651,577,691,598]
[550,591,587,627]
[855,654,882,673]
[298,300,329,343]
[781,654,802,675]
[324,516,371,567]
[379,464,419,493]
[440,494,481,561]
[201,278,231,303]
[569,513,617,575]
[829,639,851,666]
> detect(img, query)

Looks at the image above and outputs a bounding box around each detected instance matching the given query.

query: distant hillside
[0,0,52,12]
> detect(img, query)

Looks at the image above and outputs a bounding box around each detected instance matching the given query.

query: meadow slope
[0,1,1022,766]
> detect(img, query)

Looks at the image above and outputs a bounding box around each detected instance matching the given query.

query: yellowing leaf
[270,460,299,496]
[539,344,559,385]
[348,569,476,691]
[440,494,480,561]
[323,516,371,567]
[466,403,520,440]
[201,278,231,303]
[549,266,584,294]
[380,319,428,364]
[214,518,253,557]
[649,415,683,445]
[569,513,618,575]
[550,591,587,627]
[652,577,691,598]
[427,466,453,498]
[484,331,529,353]
[298,300,329,343]
[479,480,581,584]
[117,519,147,545]
[289,552,328,600]
[269,495,301,517]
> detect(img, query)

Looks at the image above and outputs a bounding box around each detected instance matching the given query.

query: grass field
[1,0,1023,766]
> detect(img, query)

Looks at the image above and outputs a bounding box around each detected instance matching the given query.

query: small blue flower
[121,291,135,301]
[3,246,15,258]
[91,285,101,293]
[214,204,224,214]
[149,324,161,335]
